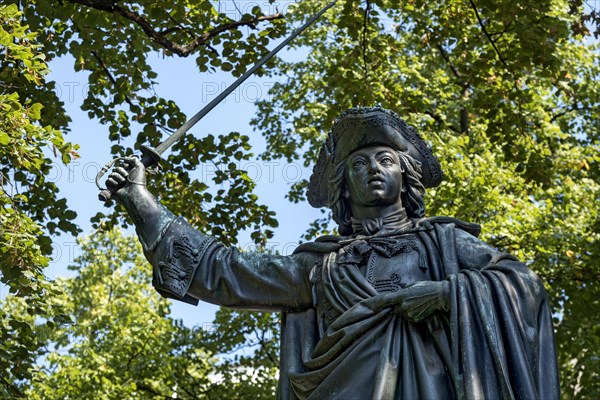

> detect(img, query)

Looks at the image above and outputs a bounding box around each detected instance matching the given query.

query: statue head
[308,106,443,235]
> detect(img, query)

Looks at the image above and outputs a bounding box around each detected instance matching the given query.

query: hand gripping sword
[96,0,338,202]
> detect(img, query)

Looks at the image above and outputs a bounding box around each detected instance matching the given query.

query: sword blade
[98,0,338,202]
[154,0,338,156]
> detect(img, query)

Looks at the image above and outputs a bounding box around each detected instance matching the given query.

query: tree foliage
[16,0,286,246]
[1,0,598,398]
[18,229,279,399]
[251,0,599,396]
[0,4,78,396]
[2,1,284,393]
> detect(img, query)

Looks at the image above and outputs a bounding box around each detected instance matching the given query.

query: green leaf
[28,103,43,120]
[0,132,9,145]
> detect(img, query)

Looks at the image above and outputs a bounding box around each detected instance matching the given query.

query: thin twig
[468,0,507,66]
[487,20,513,39]
[434,43,463,83]
[136,383,172,399]
[1,377,24,398]
[362,0,370,83]
[90,50,178,136]
[548,104,597,122]
[68,0,283,57]
[90,50,136,110]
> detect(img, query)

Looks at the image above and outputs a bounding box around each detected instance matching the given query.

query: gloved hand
[393,281,449,323]
[105,156,147,202]
[104,157,167,250]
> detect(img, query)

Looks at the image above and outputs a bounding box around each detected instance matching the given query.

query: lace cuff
[151,217,215,305]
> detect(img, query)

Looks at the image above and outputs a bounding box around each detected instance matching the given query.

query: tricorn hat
[307,106,443,208]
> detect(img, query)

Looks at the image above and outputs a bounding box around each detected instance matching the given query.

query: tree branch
[123,335,151,373]
[362,0,370,83]
[487,20,514,40]
[90,50,178,135]
[1,377,24,398]
[431,43,470,133]
[434,43,470,90]
[161,16,217,55]
[68,0,283,57]
[90,50,136,110]
[262,331,277,364]
[549,103,597,122]
[137,383,173,399]
[158,26,182,36]
[423,109,461,133]
[469,0,508,66]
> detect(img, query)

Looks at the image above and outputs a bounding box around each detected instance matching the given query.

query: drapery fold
[280,223,559,400]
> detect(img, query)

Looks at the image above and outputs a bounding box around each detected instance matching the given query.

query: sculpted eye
[353,159,366,167]
[380,156,394,164]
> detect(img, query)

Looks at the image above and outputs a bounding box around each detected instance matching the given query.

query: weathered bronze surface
[107,106,560,399]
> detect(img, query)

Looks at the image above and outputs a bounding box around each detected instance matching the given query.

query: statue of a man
[107,106,560,399]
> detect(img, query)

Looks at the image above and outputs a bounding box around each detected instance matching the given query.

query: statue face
[345,145,403,210]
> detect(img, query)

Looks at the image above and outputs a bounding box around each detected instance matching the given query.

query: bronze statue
[107,106,560,399]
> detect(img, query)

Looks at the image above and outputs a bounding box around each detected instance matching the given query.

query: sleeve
[142,216,317,312]
[448,227,560,399]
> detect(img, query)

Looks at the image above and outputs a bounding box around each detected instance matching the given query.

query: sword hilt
[97,144,162,202]
[139,145,162,169]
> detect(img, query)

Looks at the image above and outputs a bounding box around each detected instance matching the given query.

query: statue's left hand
[393,281,449,322]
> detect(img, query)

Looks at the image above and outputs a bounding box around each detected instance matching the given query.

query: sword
[97,0,338,202]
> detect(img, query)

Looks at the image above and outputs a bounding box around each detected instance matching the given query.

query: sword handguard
[139,144,162,168]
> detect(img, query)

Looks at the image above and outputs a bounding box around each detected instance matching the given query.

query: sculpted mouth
[368,177,384,184]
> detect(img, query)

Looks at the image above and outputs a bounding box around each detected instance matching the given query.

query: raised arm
[106,157,315,312]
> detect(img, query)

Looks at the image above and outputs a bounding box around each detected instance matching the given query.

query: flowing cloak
[142,214,559,400]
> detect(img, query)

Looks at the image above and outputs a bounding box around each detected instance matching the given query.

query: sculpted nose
[368,158,380,174]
